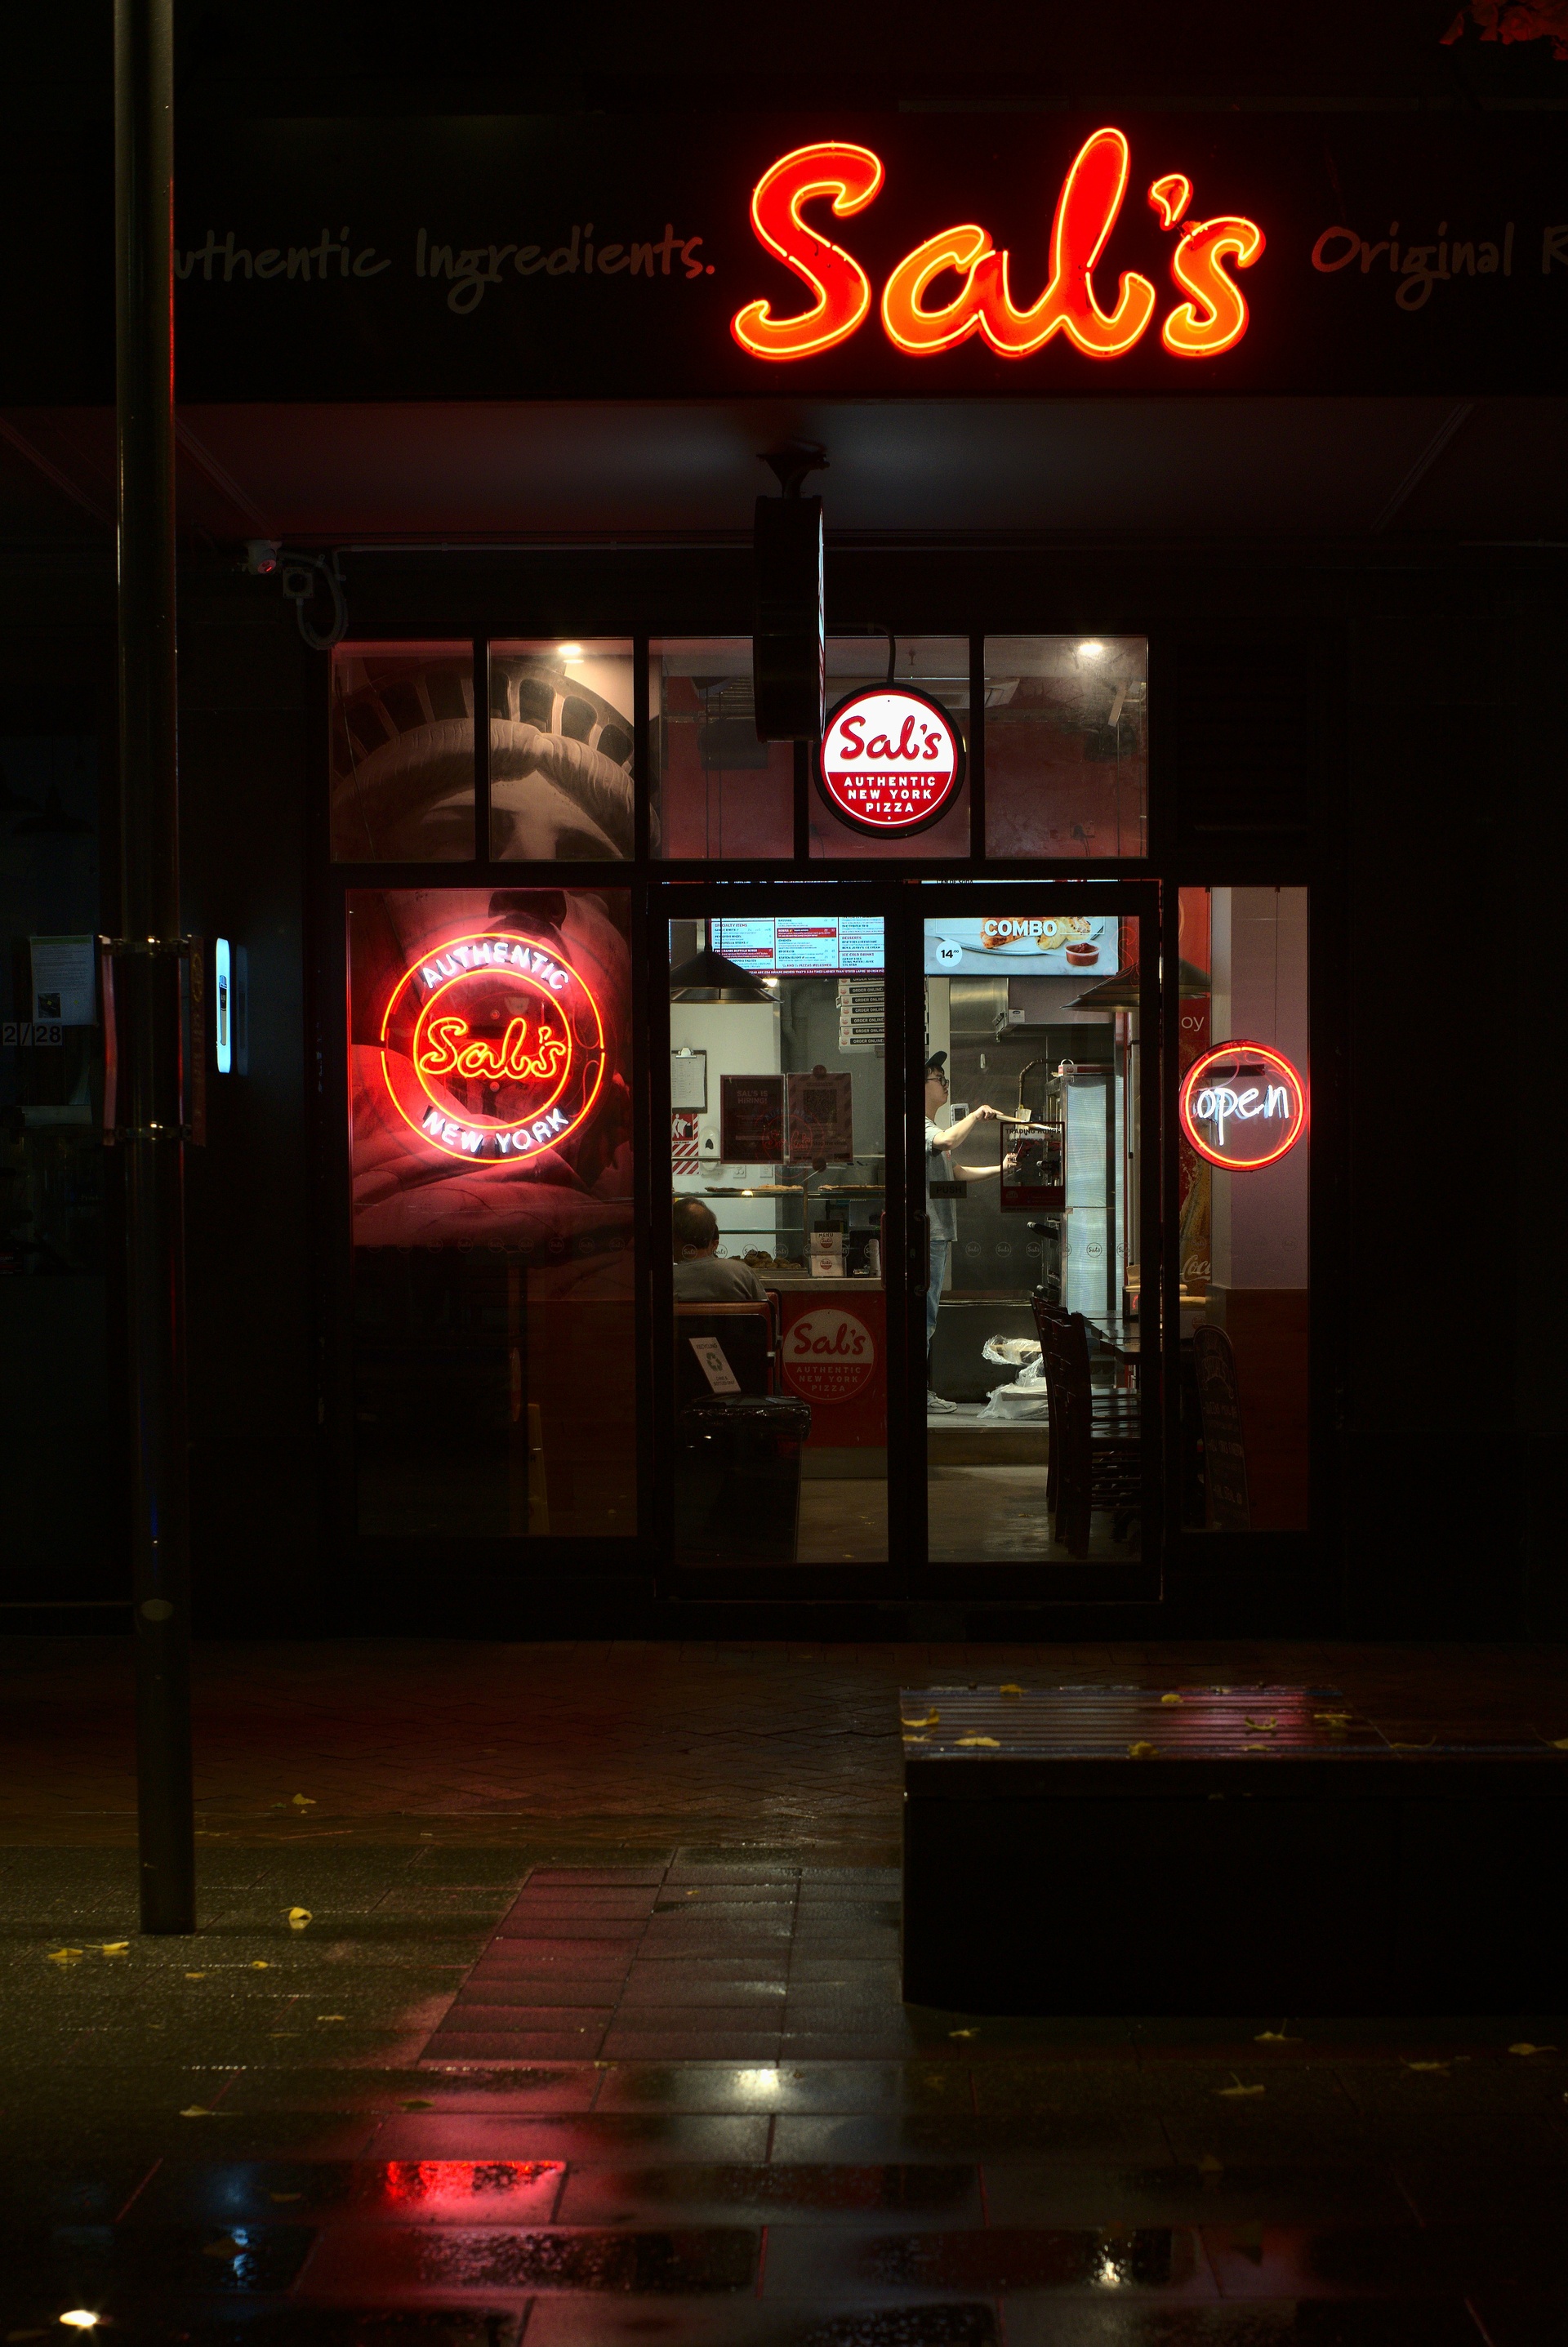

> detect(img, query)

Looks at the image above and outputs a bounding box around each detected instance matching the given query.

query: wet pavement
[3,1639,1567,2338]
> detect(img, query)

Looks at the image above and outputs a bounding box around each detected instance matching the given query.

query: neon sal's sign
[1180,1040,1307,1172]
[733,129,1263,366]
[379,930,606,1163]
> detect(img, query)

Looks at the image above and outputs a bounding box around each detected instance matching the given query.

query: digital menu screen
[715,916,884,974]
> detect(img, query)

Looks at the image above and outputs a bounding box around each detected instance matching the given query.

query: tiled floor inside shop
[4,1637,1567,2341]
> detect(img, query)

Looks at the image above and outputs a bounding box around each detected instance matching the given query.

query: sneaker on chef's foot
[926,1392,960,1414]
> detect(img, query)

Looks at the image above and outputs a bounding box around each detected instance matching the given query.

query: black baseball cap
[924,1051,948,1077]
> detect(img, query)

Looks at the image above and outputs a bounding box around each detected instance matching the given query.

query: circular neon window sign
[816,685,964,836]
[379,930,606,1165]
[1180,1040,1307,1172]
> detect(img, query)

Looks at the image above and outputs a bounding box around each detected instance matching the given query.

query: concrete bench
[901,1684,1568,2015]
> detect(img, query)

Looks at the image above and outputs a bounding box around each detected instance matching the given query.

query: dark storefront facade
[2,66,1565,1641]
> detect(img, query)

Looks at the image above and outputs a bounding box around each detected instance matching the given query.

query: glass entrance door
[909,887,1161,1591]
[653,882,1160,1596]
[655,887,908,1593]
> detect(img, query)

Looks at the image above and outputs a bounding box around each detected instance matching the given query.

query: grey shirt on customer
[673,1255,768,1303]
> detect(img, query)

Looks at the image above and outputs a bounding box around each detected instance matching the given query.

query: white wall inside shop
[1209,887,1309,1289]
[668,999,781,1254]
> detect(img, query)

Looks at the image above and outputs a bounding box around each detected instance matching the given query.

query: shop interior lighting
[670,944,777,1004]
[1076,639,1107,658]
[59,2318,101,2333]
[556,643,582,660]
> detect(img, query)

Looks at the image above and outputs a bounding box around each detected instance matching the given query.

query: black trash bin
[675,1395,813,1564]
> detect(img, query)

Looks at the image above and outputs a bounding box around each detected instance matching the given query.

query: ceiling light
[557,642,582,660]
[1076,639,1106,659]
[59,2317,101,2332]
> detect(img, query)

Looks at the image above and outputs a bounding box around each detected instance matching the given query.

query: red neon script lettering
[881,129,1156,361]
[731,141,884,360]
[1160,213,1265,357]
[417,1014,569,1086]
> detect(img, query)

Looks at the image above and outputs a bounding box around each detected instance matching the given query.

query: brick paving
[5,1633,1566,1851]
[3,1638,1567,2340]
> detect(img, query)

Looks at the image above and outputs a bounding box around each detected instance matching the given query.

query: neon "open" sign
[1179,1040,1307,1171]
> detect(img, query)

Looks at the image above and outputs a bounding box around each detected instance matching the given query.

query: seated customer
[672,1197,769,1302]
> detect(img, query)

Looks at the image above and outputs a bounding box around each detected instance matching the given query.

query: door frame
[651,876,1167,1603]
[901,880,1164,1601]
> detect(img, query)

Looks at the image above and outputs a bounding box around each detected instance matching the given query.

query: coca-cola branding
[817,686,963,836]
[782,1306,877,1404]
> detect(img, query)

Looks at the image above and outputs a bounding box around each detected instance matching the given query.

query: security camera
[243,539,282,577]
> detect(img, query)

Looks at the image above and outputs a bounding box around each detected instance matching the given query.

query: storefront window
[489,640,635,861]
[668,914,889,1565]
[1178,886,1308,1533]
[984,636,1147,859]
[346,884,637,1537]
[652,640,794,860]
[922,909,1143,1563]
[330,643,475,862]
[811,639,971,861]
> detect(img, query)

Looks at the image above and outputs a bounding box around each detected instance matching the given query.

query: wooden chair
[1192,1322,1251,1530]
[675,1296,778,1408]
[1034,1303,1142,1559]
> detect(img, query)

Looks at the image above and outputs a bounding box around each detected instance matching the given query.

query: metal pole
[116,0,194,1932]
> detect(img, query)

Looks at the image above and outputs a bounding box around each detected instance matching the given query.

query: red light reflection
[376,2159,565,2208]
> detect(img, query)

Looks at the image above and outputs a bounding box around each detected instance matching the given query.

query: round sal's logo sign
[379,930,606,1163]
[782,1307,876,1404]
[817,686,964,836]
[1180,1040,1307,1172]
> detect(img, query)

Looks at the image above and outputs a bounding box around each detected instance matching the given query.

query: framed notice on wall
[787,1067,853,1165]
[719,1073,785,1163]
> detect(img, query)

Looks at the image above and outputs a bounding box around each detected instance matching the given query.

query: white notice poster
[688,1336,741,1395]
[30,936,97,1027]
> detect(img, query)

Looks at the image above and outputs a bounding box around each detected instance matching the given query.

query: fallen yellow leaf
[251,1960,270,1970]
[100,1942,129,1956]
[1401,2060,1449,2073]
[1254,2030,1299,2043]
[956,1735,1000,1748]
[948,2027,977,2039]
[999,1683,1023,1695]
[1160,1692,1184,1705]
[902,1712,939,1728]
[180,2104,223,2118]
[399,2098,434,2110]
[904,1735,929,1744]
[1508,2042,1557,2056]
[46,1948,84,1966]
[316,2014,347,2022]
[1127,1740,1160,1759]
[1243,1717,1277,1735]
[1390,1739,1437,1752]
[1216,2078,1265,2098]
[291,1794,316,1810]
[287,1908,312,1930]
[1314,1712,1352,1729]
[185,1971,207,1980]
[1550,1738,1568,1752]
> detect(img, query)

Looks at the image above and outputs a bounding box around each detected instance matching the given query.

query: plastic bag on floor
[978,1352,1049,1419]
[982,1334,1042,1367]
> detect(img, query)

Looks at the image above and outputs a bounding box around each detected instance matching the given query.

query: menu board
[719,1072,785,1163]
[924,914,1119,978]
[716,916,884,974]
